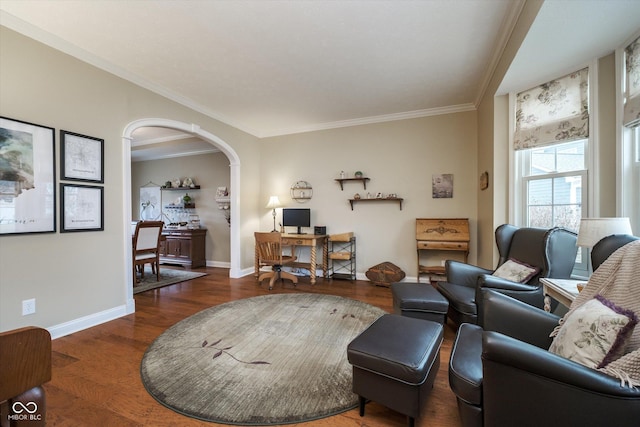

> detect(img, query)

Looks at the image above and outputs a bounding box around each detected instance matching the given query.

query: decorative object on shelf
[172,178,181,188]
[340,170,345,179]
[216,186,228,198]
[355,171,363,178]
[0,116,56,235]
[265,195,281,232]
[183,177,194,188]
[354,193,361,199]
[183,193,192,205]
[480,171,489,191]
[367,192,372,199]
[164,180,172,188]
[387,193,397,198]
[290,180,313,202]
[376,192,383,199]
[432,173,453,199]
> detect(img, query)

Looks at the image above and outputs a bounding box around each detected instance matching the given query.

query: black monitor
[282,208,310,234]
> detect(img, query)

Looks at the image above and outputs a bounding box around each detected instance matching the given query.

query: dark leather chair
[438,225,577,326]
[448,234,640,427]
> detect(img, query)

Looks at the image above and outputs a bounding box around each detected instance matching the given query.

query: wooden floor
[44,267,463,427]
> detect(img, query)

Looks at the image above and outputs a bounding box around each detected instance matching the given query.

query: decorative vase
[183,193,192,204]
[355,171,363,178]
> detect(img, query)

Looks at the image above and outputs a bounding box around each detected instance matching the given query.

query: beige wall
[0,27,260,333]
[131,152,231,264]
[260,113,478,276]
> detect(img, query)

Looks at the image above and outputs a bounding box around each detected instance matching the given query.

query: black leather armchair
[438,225,577,326]
[448,234,640,427]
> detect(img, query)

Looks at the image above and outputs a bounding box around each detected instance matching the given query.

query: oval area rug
[140,293,386,425]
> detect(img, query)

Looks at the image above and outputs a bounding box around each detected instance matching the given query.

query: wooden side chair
[133,221,164,283]
[255,232,298,290]
[0,327,51,427]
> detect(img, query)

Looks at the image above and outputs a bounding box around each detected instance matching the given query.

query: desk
[254,233,328,284]
[541,278,585,312]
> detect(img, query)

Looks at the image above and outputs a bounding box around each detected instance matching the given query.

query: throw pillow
[492,258,539,283]
[549,295,638,369]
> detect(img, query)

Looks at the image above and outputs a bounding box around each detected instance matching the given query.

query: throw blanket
[552,240,640,387]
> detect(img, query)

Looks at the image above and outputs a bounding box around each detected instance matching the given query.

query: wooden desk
[254,233,328,284]
[541,278,585,312]
[416,218,469,283]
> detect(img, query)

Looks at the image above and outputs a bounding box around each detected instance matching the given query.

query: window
[512,67,592,276]
[619,34,640,234]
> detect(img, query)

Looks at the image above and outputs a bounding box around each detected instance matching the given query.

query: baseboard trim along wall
[47,304,129,339]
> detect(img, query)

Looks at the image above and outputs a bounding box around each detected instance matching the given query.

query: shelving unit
[349,197,403,210]
[291,180,313,202]
[335,177,370,190]
[160,186,200,223]
[328,232,356,281]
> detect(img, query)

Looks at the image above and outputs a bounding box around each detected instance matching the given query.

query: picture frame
[61,130,104,183]
[480,171,489,190]
[0,116,56,235]
[432,173,454,199]
[60,183,104,232]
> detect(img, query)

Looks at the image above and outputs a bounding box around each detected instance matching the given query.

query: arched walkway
[122,118,241,312]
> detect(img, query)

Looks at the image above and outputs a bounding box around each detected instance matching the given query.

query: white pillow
[492,258,539,283]
[549,295,638,369]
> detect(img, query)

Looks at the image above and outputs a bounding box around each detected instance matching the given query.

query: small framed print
[60,183,104,232]
[480,171,489,190]
[0,116,56,235]
[61,130,104,183]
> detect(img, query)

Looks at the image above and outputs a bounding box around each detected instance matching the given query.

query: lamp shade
[265,196,281,209]
[576,218,633,248]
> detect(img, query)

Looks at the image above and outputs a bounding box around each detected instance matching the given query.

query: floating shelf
[335,177,370,190]
[161,185,201,191]
[348,197,403,210]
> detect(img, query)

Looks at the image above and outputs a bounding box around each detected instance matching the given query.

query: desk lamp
[577,217,632,271]
[266,196,281,232]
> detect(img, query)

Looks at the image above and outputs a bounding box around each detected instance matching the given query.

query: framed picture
[0,116,56,235]
[61,130,104,183]
[60,183,104,232]
[432,173,454,198]
[480,171,489,190]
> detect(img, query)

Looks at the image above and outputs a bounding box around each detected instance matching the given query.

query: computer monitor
[282,208,310,234]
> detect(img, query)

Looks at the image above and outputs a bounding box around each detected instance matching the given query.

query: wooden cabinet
[159,228,207,269]
[416,218,469,283]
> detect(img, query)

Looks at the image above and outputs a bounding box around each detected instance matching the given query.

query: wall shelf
[161,185,201,191]
[335,177,369,190]
[349,197,403,210]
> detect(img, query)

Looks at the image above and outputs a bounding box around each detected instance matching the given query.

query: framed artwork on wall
[432,173,454,199]
[60,183,104,232]
[61,130,104,183]
[0,116,56,235]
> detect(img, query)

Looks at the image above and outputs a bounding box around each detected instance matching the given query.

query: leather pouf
[365,262,405,287]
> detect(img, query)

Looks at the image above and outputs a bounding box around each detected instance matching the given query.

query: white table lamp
[576,217,633,248]
[265,196,281,232]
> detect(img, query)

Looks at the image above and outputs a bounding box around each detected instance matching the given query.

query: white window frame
[616,31,640,235]
[509,60,598,277]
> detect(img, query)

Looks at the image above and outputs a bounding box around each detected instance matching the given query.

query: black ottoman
[391,282,450,325]
[347,314,443,427]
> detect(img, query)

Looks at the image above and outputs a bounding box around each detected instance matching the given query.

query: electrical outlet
[22,298,36,316]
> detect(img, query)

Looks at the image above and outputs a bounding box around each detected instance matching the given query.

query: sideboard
[159,228,207,269]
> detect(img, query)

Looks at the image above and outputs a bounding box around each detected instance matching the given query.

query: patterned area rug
[140,293,386,425]
[133,266,207,294]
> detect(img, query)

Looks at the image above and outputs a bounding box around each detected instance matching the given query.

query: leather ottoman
[347,314,443,427]
[391,282,450,325]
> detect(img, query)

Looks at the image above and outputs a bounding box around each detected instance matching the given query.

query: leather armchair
[438,225,577,326]
[448,234,640,427]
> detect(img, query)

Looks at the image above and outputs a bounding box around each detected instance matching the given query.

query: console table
[254,233,328,284]
[160,228,207,269]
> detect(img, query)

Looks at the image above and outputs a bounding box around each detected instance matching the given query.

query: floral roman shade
[514,68,589,150]
[624,36,640,128]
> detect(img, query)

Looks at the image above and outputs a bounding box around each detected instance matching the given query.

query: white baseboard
[47,304,129,340]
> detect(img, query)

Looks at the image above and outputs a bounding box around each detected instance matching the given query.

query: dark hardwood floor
[44,267,462,426]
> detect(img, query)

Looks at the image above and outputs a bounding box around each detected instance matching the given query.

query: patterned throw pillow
[549,295,638,369]
[492,258,539,283]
